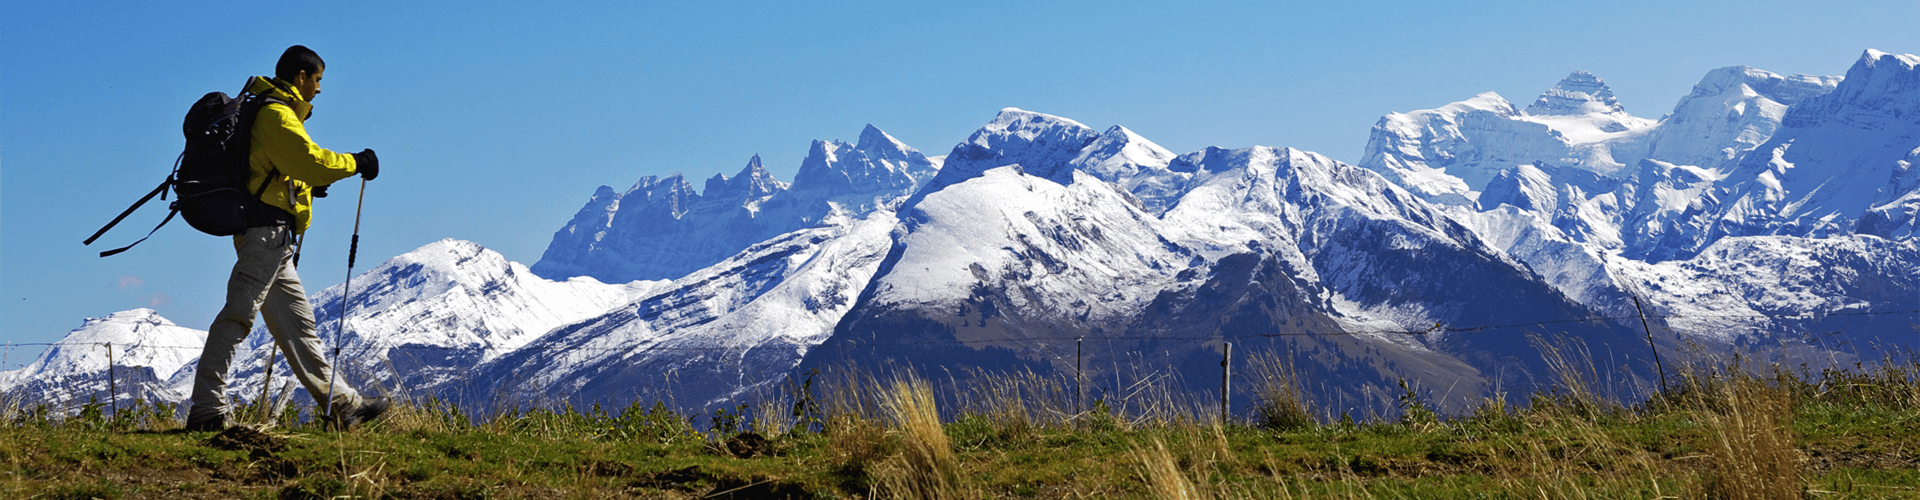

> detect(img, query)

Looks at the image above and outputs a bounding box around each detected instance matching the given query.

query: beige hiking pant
[188,225,361,422]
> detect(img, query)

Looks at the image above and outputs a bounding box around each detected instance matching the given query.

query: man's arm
[257,104,359,186]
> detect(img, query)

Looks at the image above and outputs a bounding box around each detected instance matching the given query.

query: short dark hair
[275,45,325,81]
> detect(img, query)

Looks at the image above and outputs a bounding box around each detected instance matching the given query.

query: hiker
[185,45,388,432]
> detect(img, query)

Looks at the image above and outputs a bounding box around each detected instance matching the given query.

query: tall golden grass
[1683,361,1804,500]
[1134,437,1202,499]
[879,375,965,500]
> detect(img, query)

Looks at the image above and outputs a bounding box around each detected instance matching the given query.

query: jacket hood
[246,76,314,120]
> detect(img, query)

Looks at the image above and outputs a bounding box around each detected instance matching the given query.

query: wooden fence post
[1075,336,1083,418]
[105,343,116,418]
[1221,342,1232,424]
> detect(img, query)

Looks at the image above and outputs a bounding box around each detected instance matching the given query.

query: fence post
[1220,342,1232,425]
[1075,336,1083,418]
[1631,294,1671,397]
[105,342,117,418]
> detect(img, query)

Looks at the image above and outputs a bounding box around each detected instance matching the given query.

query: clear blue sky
[3,0,1915,368]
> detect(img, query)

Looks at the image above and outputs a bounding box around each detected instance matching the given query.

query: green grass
[2,359,1916,499]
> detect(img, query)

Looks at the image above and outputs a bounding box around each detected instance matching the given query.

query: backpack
[84,86,284,257]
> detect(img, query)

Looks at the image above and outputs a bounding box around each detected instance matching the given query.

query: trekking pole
[323,178,366,429]
[257,343,279,425]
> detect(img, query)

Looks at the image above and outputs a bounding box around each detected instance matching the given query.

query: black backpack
[85,86,284,257]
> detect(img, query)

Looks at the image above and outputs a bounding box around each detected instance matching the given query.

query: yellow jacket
[245,76,360,233]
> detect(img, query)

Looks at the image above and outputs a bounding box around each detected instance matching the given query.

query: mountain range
[8,50,1915,418]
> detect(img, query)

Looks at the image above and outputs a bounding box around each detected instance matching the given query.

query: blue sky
[3,0,1915,368]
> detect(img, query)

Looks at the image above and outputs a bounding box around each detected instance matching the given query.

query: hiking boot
[184,414,226,432]
[330,398,390,431]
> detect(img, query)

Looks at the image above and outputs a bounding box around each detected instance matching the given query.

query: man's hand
[354,149,380,181]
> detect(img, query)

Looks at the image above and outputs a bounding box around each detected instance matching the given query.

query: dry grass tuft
[1247,352,1315,431]
[374,397,451,434]
[879,375,964,500]
[1690,365,1803,500]
[826,412,890,484]
[751,389,794,436]
[954,369,1070,435]
[820,366,886,424]
[1134,437,1202,500]
[1533,334,1618,417]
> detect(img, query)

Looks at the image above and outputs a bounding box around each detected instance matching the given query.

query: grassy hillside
[2,352,1915,499]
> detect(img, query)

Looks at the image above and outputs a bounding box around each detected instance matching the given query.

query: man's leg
[187,226,290,425]
[257,249,363,415]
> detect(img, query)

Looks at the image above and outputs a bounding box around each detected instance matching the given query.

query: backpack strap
[248,166,287,227]
[255,167,279,199]
[84,153,183,257]
[245,94,286,203]
[240,93,290,227]
[94,207,179,258]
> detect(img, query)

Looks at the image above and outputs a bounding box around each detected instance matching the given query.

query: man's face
[292,68,324,101]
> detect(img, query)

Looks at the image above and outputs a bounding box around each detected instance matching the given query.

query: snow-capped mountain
[1710,50,1920,242]
[1382,50,1918,359]
[531,125,939,284]
[1,309,205,412]
[807,108,1654,414]
[1363,49,1916,265]
[1359,71,1659,207]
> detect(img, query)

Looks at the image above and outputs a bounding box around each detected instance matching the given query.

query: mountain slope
[1709,50,1920,242]
[474,213,899,408]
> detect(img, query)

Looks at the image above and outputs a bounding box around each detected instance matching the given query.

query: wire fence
[3,307,1915,421]
[7,308,1914,354]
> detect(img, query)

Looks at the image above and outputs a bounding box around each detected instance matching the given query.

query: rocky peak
[854,124,921,162]
[1168,146,1241,175]
[1526,71,1628,117]
[919,108,1100,200]
[535,125,932,284]
[792,125,935,198]
[705,155,788,201]
[623,173,699,220]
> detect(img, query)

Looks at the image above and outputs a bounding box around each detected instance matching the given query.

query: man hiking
[185,45,388,432]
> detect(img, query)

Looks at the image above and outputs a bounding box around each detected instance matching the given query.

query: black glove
[312,185,330,198]
[354,149,380,181]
